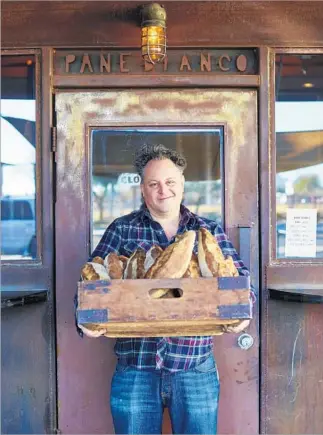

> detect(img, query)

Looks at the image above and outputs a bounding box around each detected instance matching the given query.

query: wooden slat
[80,319,242,338]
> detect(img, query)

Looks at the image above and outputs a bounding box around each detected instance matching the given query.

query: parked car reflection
[1,196,36,259]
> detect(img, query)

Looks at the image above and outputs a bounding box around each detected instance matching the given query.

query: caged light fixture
[141,3,167,65]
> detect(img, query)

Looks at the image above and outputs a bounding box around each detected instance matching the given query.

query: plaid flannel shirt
[89,204,255,372]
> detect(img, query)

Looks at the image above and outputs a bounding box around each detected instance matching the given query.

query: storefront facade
[1,2,323,434]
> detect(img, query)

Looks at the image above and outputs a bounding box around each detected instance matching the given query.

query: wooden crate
[77,276,251,337]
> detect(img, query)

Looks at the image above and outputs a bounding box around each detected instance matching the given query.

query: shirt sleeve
[89,220,123,260]
[211,224,256,305]
[75,220,123,338]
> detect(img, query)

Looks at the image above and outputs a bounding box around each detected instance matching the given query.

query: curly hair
[134,144,187,181]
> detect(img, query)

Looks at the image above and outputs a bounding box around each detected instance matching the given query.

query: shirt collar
[139,202,196,226]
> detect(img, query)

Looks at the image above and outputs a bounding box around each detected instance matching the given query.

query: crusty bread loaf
[104,252,126,279]
[145,231,196,298]
[218,256,239,277]
[198,228,239,279]
[183,253,201,278]
[92,256,104,265]
[119,255,129,269]
[145,230,196,279]
[198,228,225,277]
[81,262,110,281]
[123,248,146,279]
[144,245,163,273]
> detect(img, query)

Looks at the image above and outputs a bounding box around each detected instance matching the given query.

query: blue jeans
[110,354,220,434]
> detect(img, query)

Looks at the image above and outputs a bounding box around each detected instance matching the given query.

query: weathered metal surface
[1,291,47,309]
[54,49,258,75]
[53,74,260,89]
[1,302,53,434]
[2,2,323,48]
[2,265,50,292]
[267,264,323,293]
[1,47,57,433]
[262,47,323,434]
[55,89,258,434]
[265,299,323,434]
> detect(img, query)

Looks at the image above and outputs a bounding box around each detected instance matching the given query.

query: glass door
[55,89,259,434]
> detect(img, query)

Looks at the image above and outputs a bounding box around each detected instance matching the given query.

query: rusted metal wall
[2,1,323,47]
[1,300,55,434]
[264,298,323,434]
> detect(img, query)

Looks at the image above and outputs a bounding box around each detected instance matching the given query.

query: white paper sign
[285,208,317,257]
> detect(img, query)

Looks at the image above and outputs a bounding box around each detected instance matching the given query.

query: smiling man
[88,143,252,435]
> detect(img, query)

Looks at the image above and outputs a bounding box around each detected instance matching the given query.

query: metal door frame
[55,89,259,434]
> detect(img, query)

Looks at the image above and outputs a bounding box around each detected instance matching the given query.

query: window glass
[91,129,223,251]
[275,54,323,259]
[1,200,11,221]
[1,55,37,260]
[13,200,34,220]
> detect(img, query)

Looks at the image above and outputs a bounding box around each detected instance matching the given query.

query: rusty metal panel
[55,89,258,434]
[1,47,56,434]
[1,302,55,434]
[2,2,323,48]
[265,299,323,434]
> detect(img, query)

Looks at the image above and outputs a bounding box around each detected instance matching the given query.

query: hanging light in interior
[141,3,166,64]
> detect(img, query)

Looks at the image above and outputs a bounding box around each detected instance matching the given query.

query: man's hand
[78,324,105,338]
[223,319,251,334]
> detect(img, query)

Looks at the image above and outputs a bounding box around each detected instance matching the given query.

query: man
[83,144,254,434]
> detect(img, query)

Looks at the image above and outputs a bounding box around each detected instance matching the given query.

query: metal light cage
[141,3,167,65]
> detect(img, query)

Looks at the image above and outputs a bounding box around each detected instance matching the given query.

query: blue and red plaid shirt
[90,204,255,372]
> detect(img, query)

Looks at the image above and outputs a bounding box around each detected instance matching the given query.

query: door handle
[238,226,251,271]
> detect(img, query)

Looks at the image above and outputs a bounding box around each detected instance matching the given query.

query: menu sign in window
[285,209,317,257]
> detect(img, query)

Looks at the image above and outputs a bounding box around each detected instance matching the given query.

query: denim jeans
[110,354,220,434]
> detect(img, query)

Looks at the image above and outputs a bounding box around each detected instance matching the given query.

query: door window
[275,54,323,259]
[1,54,37,260]
[91,129,223,250]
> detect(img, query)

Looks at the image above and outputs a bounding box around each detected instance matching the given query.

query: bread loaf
[198,228,225,277]
[144,245,163,273]
[104,252,126,279]
[145,231,196,298]
[92,256,104,265]
[183,253,201,278]
[81,262,110,281]
[145,230,196,279]
[123,248,146,279]
[198,228,239,279]
[218,256,239,277]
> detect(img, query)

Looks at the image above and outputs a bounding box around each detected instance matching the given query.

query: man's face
[141,159,185,215]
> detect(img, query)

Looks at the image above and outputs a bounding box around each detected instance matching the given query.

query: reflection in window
[91,130,223,251]
[275,54,323,258]
[1,55,37,260]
